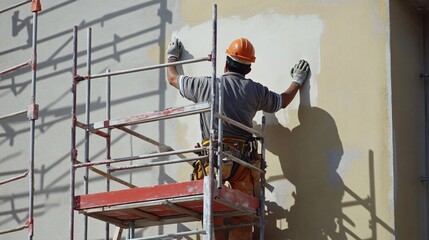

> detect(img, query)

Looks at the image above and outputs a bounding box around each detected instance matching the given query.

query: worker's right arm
[166,37,183,89]
[167,59,179,89]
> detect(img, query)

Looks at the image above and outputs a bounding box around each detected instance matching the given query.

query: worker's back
[179,71,282,141]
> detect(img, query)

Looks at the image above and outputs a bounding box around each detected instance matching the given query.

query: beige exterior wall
[0,0,425,239]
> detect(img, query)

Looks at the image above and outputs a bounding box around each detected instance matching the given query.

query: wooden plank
[76,181,259,213]
[75,181,204,210]
[76,181,261,229]
[81,195,204,214]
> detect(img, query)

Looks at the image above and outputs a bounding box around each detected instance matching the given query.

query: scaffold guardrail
[70,4,266,240]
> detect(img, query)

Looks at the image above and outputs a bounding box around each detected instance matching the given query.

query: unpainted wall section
[0,0,399,239]
[177,0,395,239]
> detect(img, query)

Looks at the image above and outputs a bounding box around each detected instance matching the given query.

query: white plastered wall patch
[172,13,324,150]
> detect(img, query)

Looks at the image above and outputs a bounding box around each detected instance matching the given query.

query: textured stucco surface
[0,0,424,239]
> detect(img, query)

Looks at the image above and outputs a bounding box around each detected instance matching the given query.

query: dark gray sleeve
[179,75,211,103]
[255,82,282,113]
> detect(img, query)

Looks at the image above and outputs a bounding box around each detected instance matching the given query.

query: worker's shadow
[259,81,346,239]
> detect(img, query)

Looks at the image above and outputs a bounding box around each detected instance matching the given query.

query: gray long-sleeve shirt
[179,71,282,140]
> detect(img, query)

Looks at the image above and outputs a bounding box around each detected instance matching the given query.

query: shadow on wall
[256,80,347,239]
[0,0,176,236]
[260,82,395,239]
[0,0,171,139]
[263,107,346,240]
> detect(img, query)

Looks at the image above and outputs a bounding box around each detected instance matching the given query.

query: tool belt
[191,137,261,181]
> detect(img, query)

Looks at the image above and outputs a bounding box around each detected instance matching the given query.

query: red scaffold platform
[74,180,260,229]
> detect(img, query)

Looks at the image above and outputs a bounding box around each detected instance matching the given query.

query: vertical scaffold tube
[105,69,111,240]
[260,116,266,239]
[216,43,224,189]
[204,4,217,240]
[28,9,38,240]
[83,27,92,240]
[70,26,78,240]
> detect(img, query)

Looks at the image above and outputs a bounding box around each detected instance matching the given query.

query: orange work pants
[214,165,254,240]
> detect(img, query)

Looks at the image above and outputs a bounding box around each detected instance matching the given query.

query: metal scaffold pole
[260,116,267,239]
[204,4,217,240]
[83,27,92,240]
[28,3,40,238]
[105,68,112,240]
[0,1,40,239]
[70,25,78,240]
[211,4,218,238]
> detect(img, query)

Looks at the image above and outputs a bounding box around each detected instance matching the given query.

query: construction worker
[166,37,310,240]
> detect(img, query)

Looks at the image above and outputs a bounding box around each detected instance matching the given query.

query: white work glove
[167,37,182,60]
[290,59,310,86]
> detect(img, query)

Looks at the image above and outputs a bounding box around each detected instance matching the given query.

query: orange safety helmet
[225,38,256,64]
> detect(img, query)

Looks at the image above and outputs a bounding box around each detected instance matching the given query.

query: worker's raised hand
[290,59,310,86]
[167,37,183,60]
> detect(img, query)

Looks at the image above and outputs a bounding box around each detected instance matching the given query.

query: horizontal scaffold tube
[215,113,262,138]
[0,60,31,76]
[109,155,207,172]
[0,224,28,235]
[222,152,265,174]
[84,56,210,80]
[73,159,136,188]
[0,170,29,185]
[74,147,208,168]
[0,109,27,121]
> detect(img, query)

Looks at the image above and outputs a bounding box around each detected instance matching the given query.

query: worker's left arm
[166,38,182,89]
[281,82,301,108]
[281,59,310,108]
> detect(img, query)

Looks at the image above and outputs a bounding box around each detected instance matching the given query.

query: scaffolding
[70,4,267,240]
[0,1,41,240]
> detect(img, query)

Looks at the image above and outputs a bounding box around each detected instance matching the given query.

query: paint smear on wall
[173,13,323,148]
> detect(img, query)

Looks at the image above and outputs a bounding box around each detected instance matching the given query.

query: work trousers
[214,164,254,240]
[193,150,261,240]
